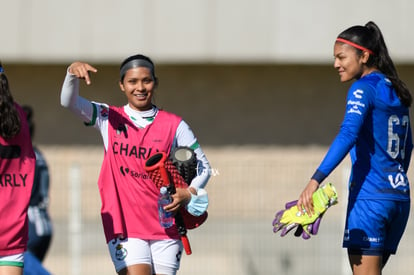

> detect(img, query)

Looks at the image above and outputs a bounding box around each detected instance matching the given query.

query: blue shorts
[343,199,410,256]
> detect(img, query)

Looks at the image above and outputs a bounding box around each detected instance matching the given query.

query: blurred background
[2,0,414,274]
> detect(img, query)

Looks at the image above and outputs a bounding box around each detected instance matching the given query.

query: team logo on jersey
[352,89,363,99]
[388,173,408,189]
[115,244,128,261]
[120,166,150,179]
[347,99,365,116]
[120,166,130,176]
[99,105,109,118]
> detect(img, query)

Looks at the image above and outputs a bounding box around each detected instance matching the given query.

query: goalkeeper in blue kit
[275,21,413,275]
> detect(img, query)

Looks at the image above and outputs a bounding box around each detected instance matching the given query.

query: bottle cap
[160,186,168,194]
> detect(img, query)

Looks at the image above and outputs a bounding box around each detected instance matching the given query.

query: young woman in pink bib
[60,54,211,275]
[0,62,36,275]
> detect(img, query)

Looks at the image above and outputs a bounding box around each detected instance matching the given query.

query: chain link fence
[40,145,414,275]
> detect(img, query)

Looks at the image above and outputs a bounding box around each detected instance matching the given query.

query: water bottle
[158,186,174,228]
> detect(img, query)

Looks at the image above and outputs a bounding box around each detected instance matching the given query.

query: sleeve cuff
[311,170,327,184]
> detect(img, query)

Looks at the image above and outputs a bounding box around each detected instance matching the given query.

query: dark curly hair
[0,62,21,139]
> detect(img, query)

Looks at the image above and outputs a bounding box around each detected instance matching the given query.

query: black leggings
[27,224,52,262]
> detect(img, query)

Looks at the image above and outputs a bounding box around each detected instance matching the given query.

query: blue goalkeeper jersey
[313,72,412,201]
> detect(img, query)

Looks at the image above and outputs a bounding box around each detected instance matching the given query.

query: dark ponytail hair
[337,21,412,107]
[0,63,21,139]
[22,105,34,138]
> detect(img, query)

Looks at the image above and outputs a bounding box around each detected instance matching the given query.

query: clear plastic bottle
[158,186,174,228]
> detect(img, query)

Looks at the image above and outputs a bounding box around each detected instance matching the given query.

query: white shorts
[108,237,183,275]
[0,253,24,267]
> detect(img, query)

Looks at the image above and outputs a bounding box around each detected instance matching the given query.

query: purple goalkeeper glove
[273,183,337,239]
[273,200,323,240]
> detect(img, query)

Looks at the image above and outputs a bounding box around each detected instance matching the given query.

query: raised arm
[60,62,98,122]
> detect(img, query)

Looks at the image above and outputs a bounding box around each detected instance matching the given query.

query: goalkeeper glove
[276,200,324,239]
[293,212,325,239]
[272,182,337,238]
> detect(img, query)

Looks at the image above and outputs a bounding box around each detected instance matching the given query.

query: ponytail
[365,22,412,107]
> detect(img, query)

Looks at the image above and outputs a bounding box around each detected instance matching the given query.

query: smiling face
[119,67,157,111]
[333,42,371,82]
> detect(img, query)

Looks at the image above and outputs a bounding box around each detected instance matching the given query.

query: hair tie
[336,38,374,55]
